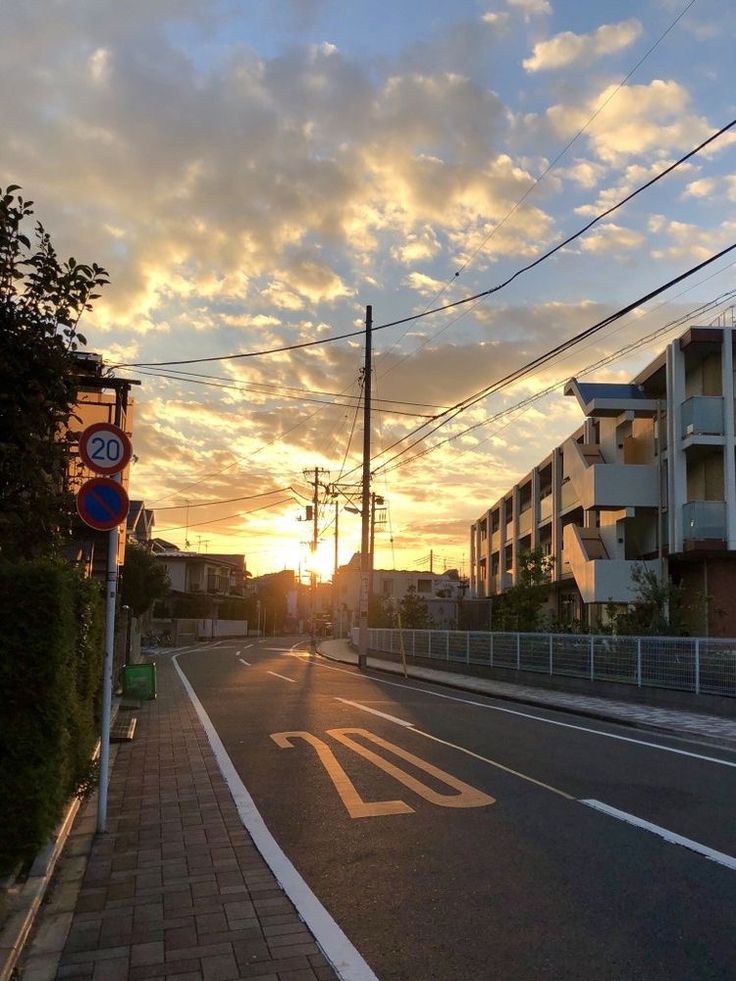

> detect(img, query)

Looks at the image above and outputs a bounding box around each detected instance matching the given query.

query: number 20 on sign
[79,422,132,475]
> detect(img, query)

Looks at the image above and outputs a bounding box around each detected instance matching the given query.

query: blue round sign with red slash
[76,477,130,531]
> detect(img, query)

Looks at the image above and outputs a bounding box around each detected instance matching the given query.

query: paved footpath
[319,640,736,746]
[28,654,339,981]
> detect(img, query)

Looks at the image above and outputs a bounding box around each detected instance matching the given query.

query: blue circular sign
[76,477,130,531]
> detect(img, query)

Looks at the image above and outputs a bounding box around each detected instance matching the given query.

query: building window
[382,579,394,596]
[417,578,432,594]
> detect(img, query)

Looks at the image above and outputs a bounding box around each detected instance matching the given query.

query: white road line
[335,698,415,728]
[268,671,296,683]
[171,654,378,981]
[582,799,736,872]
[238,658,251,667]
[312,659,736,769]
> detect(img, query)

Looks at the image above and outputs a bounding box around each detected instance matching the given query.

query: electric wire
[115,113,735,372]
[357,242,736,478]
[152,485,295,511]
[376,0,699,368]
[155,497,296,534]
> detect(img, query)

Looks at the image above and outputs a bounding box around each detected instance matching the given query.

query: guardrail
[351,627,736,698]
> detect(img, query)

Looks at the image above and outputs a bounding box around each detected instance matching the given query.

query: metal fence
[351,627,736,698]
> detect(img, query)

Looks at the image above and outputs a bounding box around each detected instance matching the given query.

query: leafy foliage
[604,564,694,636]
[0,559,104,873]
[368,592,396,628]
[493,547,553,632]
[0,185,109,560]
[120,543,171,617]
[398,585,431,629]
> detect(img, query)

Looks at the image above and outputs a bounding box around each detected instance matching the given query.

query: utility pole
[358,304,372,670]
[332,495,340,638]
[303,466,329,652]
[310,466,319,653]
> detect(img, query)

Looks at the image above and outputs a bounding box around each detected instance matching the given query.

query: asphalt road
[175,637,736,981]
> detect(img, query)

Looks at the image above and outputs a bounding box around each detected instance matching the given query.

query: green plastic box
[121,662,157,700]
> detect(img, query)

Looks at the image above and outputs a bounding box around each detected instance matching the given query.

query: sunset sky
[4,0,736,578]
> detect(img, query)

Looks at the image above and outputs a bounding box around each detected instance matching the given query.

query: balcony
[563,524,657,603]
[682,500,726,543]
[563,436,657,510]
[681,396,723,438]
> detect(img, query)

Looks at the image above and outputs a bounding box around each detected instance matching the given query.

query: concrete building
[335,552,465,631]
[469,324,736,636]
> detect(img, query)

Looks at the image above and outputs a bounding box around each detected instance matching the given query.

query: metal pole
[310,466,318,653]
[358,305,372,670]
[333,498,339,636]
[97,511,119,833]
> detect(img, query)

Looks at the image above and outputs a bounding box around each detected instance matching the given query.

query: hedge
[0,559,103,874]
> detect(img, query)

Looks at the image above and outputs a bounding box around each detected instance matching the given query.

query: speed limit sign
[79,422,133,475]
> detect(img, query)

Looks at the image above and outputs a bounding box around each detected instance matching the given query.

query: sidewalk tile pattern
[56,656,339,981]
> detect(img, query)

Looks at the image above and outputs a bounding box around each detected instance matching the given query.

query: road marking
[329,729,495,810]
[311,659,736,769]
[171,654,378,981]
[582,800,736,872]
[335,698,415,728]
[268,671,296,683]
[405,724,574,800]
[238,658,251,667]
[271,732,413,818]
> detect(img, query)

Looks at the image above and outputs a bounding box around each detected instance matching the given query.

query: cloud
[579,222,644,254]
[523,19,642,72]
[545,80,712,164]
[506,0,552,17]
[682,177,717,199]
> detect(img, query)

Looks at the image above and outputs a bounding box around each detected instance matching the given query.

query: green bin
[121,662,157,700]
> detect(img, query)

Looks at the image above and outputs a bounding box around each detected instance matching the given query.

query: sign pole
[97,472,122,833]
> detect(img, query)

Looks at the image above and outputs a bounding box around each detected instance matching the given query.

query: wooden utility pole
[310,466,319,652]
[358,305,372,670]
[333,496,339,637]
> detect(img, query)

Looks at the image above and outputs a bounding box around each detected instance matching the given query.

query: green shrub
[0,559,103,874]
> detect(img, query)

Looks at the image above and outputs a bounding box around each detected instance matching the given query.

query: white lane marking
[242,643,255,650]
[312,659,736,769]
[239,658,251,667]
[582,799,736,872]
[268,671,296,684]
[335,698,415,728]
[172,654,378,981]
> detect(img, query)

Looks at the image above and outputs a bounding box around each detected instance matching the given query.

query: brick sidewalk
[53,655,339,981]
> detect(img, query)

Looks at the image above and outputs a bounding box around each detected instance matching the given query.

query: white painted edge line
[268,671,296,683]
[238,658,251,667]
[171,653,378,981]
[582,799,736,872]
[311,659,736,769]
[335,697,415,728]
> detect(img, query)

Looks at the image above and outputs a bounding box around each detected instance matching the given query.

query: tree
[493,547,553,632]
[368,592,396,628]
[605,564,695,636]
[399,585,431,629]
[0,185,109,560]
[119,544,170,617]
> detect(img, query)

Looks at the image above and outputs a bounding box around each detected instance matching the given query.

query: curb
[316,646,736,753]
[0,795,81,981]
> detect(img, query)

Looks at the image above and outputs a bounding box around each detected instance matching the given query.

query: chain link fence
[353,628,736,697]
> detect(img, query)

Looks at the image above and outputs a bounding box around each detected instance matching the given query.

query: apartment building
[469,324,736,636]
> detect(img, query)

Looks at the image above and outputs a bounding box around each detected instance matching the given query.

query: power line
[155,497,296,534]
[362,241,736,477]
[376,0,699,368]
[378,285,736,478]
[153,485,295,511]
[121,366,436,418]
[113,114,735,373]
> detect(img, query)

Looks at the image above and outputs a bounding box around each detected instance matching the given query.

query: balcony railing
[681,396,723,438]
[683,500,726,541]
